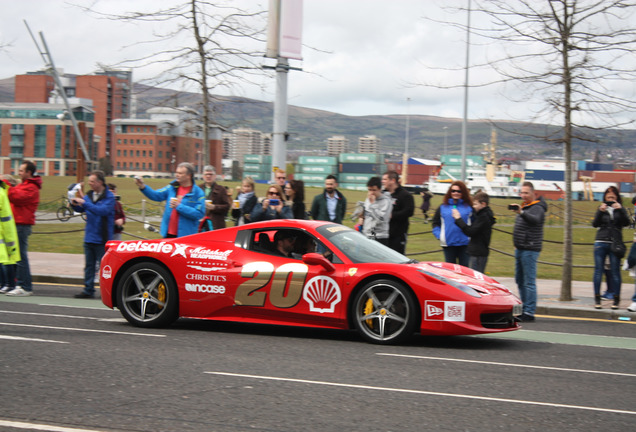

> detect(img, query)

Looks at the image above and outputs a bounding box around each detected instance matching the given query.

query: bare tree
[425,0,636,300]
[79,0,267,170]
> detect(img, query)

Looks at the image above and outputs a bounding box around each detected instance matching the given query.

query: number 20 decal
[235,261,309,308]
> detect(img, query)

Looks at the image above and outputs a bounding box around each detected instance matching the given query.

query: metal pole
[460,0,471,182]
[24,21,90,163]
[271,57,289,182]
[402,97,411,185]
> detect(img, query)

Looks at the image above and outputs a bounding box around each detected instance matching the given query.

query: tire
[351,279,418,344]
[116,262,178,328]
[56,206,71,222]
[80,212,87,221]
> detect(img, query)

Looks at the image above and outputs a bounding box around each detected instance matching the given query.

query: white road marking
[205,371,636,416]
[0,310,102,320]
[376,353,636,378]
[0,322,165,337]
[39,303,110,311]
[0,419,104,431]
[0,335,68,344]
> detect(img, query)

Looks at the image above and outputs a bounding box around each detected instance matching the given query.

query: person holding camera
[592,185,629,309]
[250,184,292,222]
[510,181,547,322]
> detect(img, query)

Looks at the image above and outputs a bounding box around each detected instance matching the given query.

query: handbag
[610,227,626,258]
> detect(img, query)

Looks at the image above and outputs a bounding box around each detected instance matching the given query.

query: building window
[124,139,127,144]
[136,150,140,157]
[117,150,121,156]
[143,139,146,145]
[158,163,162,171]
[142,150,146,157]
[142,162,146,170]
[150,139,153,145]
[158,151,163,158]
[123,150,127,156]
[136,162,140,168]
[149,163,152,170]
[149,150,153,157]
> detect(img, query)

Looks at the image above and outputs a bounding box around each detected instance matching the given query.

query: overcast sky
[1,0,634,127]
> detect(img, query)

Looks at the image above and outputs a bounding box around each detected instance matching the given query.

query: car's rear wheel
[352,279,418,344]
[116,262,178,328]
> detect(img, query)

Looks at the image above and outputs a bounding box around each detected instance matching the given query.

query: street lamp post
[402,97,411,185]
[443,126,448,155]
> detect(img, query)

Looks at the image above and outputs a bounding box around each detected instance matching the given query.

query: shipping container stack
[294,156,338,188]
[438,154,485,181]
[243,154,272,182]
[394,157,441,186]
[338,153,386,191]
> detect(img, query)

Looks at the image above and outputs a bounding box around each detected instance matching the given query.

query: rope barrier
[489,247,595,268]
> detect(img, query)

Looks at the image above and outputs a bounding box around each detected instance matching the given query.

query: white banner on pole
[279,0,303,60]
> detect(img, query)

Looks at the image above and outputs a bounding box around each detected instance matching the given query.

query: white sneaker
[0,286,11,294]
[6,287,33,297]
[628,302,636,312]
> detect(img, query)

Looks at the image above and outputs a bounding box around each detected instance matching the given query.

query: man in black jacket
[382,171,414,254]
[453,191,495,273]
[510,182,547,322]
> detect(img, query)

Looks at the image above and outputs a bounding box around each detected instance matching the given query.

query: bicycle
[56,195,87,222]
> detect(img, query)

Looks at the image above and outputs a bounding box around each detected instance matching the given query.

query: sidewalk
[26,252,635,320]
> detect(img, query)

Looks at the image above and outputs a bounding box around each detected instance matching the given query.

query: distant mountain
[2,77,634,162]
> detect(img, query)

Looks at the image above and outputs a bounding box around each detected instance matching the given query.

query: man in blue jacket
[135,162,205,238]
[70,170,114,299]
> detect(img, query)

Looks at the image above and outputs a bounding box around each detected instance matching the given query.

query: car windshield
[316,224,413,264]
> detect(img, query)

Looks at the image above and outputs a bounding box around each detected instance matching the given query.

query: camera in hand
[269,199,280,206]
[604,201,616,206]
[508,204,518,210]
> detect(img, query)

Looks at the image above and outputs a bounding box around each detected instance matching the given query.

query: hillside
[2,77,634,161]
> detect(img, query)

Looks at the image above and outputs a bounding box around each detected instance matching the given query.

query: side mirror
[302,252,336,273]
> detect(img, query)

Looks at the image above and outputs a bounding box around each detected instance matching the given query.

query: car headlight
[417,269,482,298]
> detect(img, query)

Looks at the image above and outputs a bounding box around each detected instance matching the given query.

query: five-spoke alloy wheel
[352,279,418,344]
[116,262,178,327]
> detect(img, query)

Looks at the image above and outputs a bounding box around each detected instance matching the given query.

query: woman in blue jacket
[432,181,473,266]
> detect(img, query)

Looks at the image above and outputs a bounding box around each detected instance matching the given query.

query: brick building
[111,107,224,178]
[0,102,96,176]
[14,70,132,160]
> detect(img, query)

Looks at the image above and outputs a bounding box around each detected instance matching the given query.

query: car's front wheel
[116,262,178,328]
[352,279,418,344]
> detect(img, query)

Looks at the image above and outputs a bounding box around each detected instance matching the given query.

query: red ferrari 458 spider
[99,220,521,344]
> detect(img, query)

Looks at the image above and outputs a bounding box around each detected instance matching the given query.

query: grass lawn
[27,175,633,283]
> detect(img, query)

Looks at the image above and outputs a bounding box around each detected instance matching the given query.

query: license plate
[512,304,523,316]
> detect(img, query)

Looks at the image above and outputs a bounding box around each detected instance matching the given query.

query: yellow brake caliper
[364,298,374,328]
[157,282,166,309]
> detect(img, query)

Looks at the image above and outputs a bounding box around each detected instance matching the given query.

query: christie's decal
[424,301,466,322]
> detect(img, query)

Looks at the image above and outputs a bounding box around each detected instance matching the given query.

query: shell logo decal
[302,276,342,314]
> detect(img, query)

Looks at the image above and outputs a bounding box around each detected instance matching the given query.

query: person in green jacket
[310,175,347,224]
[0,180,20,294]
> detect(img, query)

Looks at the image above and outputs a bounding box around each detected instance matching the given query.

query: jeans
[593,242,621,298]
[515,249,540,316]
[0,264,16,289]
[83,242,106,296]
[16,224,32,291]
[443,246,469,267]
[469,255,488,274]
